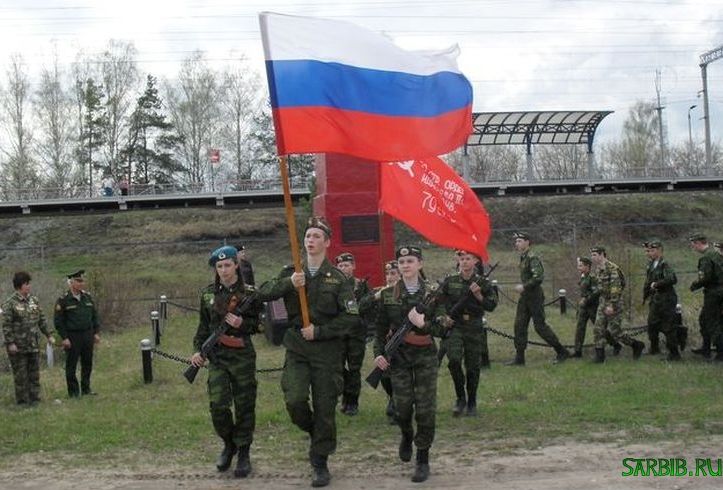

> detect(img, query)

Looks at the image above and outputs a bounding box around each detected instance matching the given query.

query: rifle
[183,293,257,384]
[365,284,441,389]
[437,262,499,364]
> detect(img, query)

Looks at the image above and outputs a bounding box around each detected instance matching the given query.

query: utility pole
[700,45,723,175]
[654,69,666,176]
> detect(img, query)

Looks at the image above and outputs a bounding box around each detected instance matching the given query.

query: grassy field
[0,191,722,472]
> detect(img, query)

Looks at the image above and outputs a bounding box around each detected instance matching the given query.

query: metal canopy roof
[467,111,613,151]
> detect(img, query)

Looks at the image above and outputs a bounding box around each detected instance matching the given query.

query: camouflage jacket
[578,272,600,310]
[437,272,498,326]
[596,260,625,305]
[519,250,544,293]
[2,292,52,353]
[258,258,359,354]
[691,247,723,291]
[643,258,677,305]
[193,281,263,353]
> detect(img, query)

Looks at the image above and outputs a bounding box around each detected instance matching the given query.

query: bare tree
[449,146,524,182]
[35,50,78,192]
[0,53,40,199]
[165,51,220,187]
[534,145,588,180]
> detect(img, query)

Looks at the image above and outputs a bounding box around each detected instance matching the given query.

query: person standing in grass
[642,240,680,361]
[2,271,55,406]
[259,217,358,488]
[688,233,723,362]
[190,245,264,478]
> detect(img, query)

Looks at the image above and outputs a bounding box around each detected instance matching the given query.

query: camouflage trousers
[699,290,723,349]
[7,351,41,404]
[281,343,342,457]
[593,302,636,348]
[390,343,438,450]
[513,289,564,351]
[446,324,484,402]
[207,345,257,447]
[340,324,367,406]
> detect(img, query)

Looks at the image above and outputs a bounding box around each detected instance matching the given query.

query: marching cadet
[436,250,497,417]
[688,233,723,361]
[190,245,264,478]
[508,232,570,365]
[642,240,680,360]
[259,217,358,488]
[335,252,370,416]
[2,272,55,406]
[573,257,600,358]
[589,247,645,363]
[54,270,101,397]
[373,246,444,483]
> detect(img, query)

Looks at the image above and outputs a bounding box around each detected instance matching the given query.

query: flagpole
[378,166,386,285]
[278,155,311,328]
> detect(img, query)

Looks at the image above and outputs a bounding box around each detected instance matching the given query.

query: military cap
[590,245,606,254]
[208,245,238,266]
[384,260,399,271]
[513,231,531,241]
[688,233,707,242]
[305,216,332,237]
[396,245,423,260]
[235,244,246,251]
[335,252,355,264]
[577,257,592,266]
[643,239,663,249]
[67,270,85,279]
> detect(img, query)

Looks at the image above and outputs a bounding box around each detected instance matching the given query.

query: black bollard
[558,289,567,315]
[151,310,161,346]
[159,295,168,334]
[140,338,153,384]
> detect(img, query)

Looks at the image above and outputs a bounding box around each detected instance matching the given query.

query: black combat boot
[663,333,682,362]
[505,349,525,366]
[677,326,688,351]
[665,346,682,362]
[452,397,466,417]
[592,347,605,363]
[572,349,583,358]
[216,439,237,472]
[553,345,570,363]
[234,444,251,478]
[466,395,477,417]
[345,395,359,416]
[411,449,430,483]
[632,340,645,360]
[648,335,660,355]
[692,336,711,358]
[612,342,623,356]
[480,352,491,369]
[310,453,331,488]
[399,431,413,462]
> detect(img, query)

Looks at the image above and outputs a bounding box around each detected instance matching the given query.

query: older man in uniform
[642,240,680,360]
[259,217,358,487]
[590,246,645,363]
[54,270,101,397]
[2,271,55,406]
[688,233,723,361]
[235,244,256,286]
[335,252,369,416]
[508,232,570,365]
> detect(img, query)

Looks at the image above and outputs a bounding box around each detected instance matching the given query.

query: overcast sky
[1,0,722,147]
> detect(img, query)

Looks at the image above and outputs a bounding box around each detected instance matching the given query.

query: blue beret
[209,246,238,266]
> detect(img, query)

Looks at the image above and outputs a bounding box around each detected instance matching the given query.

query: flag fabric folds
[259,12,473,161]
[379,157,491,262]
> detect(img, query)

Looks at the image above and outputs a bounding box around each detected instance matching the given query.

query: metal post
[140,338,153,384]
[688,105,697,162]
[558,289,567,315]
[151,310,160,346]
[45,342,54,368]
[701,63,712,174]
[159,295,168,334]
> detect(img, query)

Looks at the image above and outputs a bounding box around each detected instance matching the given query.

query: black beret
[513,231,531,241]
[643,239,662,249]
[396,245,423,260]
[384,260,399,271]
[67,270,85,279]
[590,245,606,254]
[305,216,332,237]
[335,252,355,264]
[688,233,707,242]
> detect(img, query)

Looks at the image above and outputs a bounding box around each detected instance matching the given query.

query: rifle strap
[403,332,433,347]
[219,334,246,349]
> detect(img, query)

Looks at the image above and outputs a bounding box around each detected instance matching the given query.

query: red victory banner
[380,157,491,261]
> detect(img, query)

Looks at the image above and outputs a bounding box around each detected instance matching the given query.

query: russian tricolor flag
[259,12,473,162]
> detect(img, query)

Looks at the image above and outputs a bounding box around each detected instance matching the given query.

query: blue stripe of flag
[266,59,472,117]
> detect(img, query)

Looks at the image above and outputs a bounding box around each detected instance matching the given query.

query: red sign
[209,149,220,164]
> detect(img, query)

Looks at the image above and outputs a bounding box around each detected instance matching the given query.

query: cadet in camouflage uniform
[258,217,358,488]
[54,270,101,397]
[2,271,55,406]
[373,246,444,483]
[688,233,723,361]
[437,250,497,417]
[589,246,645,363]
[642,240,680,360]
[190,245,264,478]
[335,252,370,416]
[508,232,570,365]
[573,257,599,357]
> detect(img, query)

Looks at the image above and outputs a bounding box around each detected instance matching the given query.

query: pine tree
[74,77,107,194]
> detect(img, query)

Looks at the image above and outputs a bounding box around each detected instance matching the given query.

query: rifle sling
[218,334,246,349]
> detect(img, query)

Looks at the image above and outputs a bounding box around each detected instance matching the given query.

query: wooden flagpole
[278,155,311,328]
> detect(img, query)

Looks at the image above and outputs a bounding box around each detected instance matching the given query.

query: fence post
[151,310,161,346]
[159,295,168,334]
[558,289,567,315]
[45,342,54,368]
[140,338,153,384]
